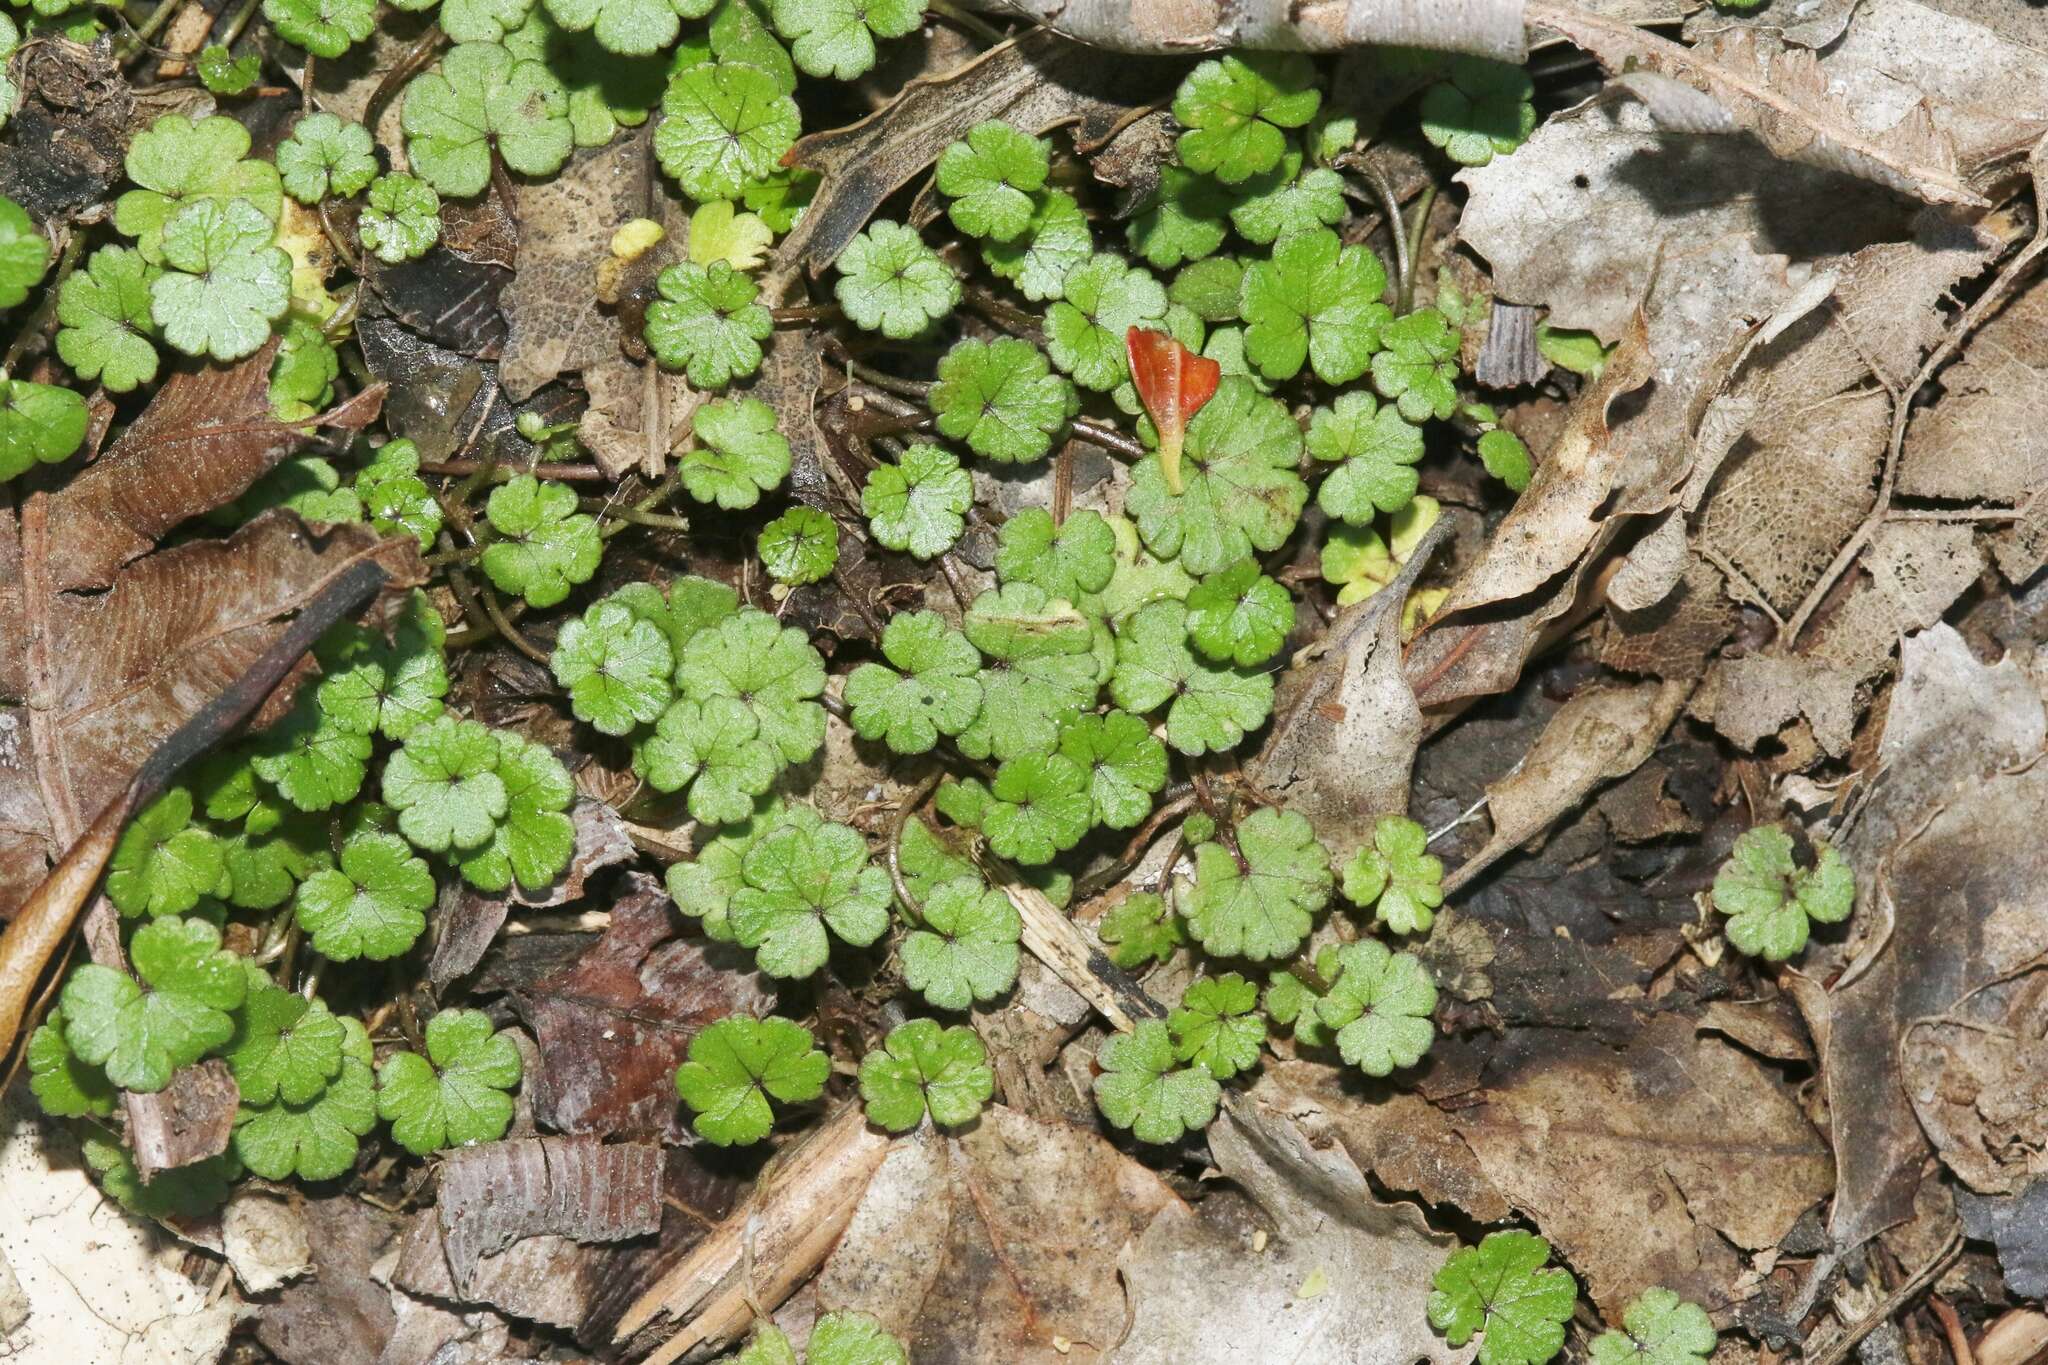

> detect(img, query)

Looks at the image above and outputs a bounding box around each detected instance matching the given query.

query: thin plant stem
[887,774,944,923]
[1398,183,1438,315]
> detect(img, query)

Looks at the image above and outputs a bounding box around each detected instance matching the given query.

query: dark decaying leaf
[511,874,776,1142]
[253,1195,405,1365]
[0,40,133,220]
[428,1134,664,1290]
[123,1058,239,1180]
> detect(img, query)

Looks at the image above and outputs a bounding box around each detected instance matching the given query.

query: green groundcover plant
[9,11,1619,1355]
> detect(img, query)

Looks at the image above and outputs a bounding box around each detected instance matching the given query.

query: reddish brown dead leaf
[510,874,775,1142]
[42,346,387,593]
[428,1135,664,1292]
[0,510,421,924]
[1125,327,1219,496]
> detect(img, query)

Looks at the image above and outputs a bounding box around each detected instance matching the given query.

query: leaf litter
[10,1,2048,1362]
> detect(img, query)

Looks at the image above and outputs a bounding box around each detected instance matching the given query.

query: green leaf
[809,1311,911,1365]
[0,377,87,482]
[1169,972,1265,1079]
[1262,951,1336,1047]
[983,753,1092,865]
[1315,938,1436,1075]
[1589,1288,1717,1365]
[234,1015,377,1180]
[1170,256,1243,324]
[734,1325,801,1365]
[480,474,602,607]
[1046,253,1166,391]
[84,1136,236,1219]
[382,715,510,852]
[315,595,449,740]
[1711,826,1854,961]
[1240,227,1389,384]
[654,60,799,202]
[1184,806,1331,961]
[758,505,839,586]
[667,796,790,938]
[150,197,290,362]
[957,585,1104,762]
[1057,709,1166,830]
[711,0,797,93]
[0,194,49,308]
[1111,599,1273,756]
[1171,53,1320,184]
[107,788,226,918]
[294,831,435,962]
[61,915,249,1093]
[1310,391,1423,521]
[996,507,1115,602]
[358,442,447,552]
[983,188,1092,302]
[55,245,160,393]
[359,173,441,264]
[835,220,958,340]
[503,6,670,141]
[1427,1230,1577,1365]
[456,730,576,893]
[1420,58,1536,168]
[269,317,340,421]
[679,607,827,763]
[1477,428,1532,493]
[901,875,1021,1009]
[250,689,373,811]
[930,336,1077,465]
[1092,1019,1220,1144]
[863,443,971,559]
[377,1007,523,1153]
[1371,309,1462,422]
[645,259,771,388]
[936,120,1048,242]
[1126,376,1305,577]
[1321,496,1439,607]
[769,0,923,80]
[264,0,375,57]
[858,1018,992,1132]
[543,0,704,55]
[27,1008,117,1117]
[843,610,981,754]
[115,113,281,264]
[439,0,536,43]
[220,818,330,911]
[729,814,891,977]
[1341,814,1444,934]
[277,113,378,203]
[1126,166,1231,271]
[933,776,991,830]
[553,597,675,735]
[1229,152,1345,245]
[1097,890,1182,970]
[636,695,778,822]
[1185,559,1291,667]
[688,198,774,270]
[674,1014,828,1145]
[227,985,346,1105]
[402,43,573,198]
[197,44,259,94]
[1535,323,1609,378]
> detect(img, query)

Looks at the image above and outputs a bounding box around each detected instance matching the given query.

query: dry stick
[1931,1297,1979,1365]
[1806,1230,1963,1365]
[0,559,390,1065]
[1781,139,2048,648]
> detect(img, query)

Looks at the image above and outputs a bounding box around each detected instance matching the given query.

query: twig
[1781,137,2048,649]
[1806,1230,1964,1365]
[1357,163,1409,310]
[1071,416,1145,461]
[422,458,609,482]
[1699,544,1787,632]
[886,774,943,922]
[1931,1296,1978,1365]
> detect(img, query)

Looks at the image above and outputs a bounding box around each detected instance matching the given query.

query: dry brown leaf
[429,1136,664,1292]
[1901,277,2048,503]
[1530,0,1985,207]
[1805,625,2048,1250]
[251,1194,402,1365]
[1443,678,1689,893]
[1110,1097,1464,1364]
[818,1104,1180,1363]
[1253,516,1450,853]
[972,0,1526,56]
[497,129,698,479]
[766,30,1167,299]
[1447,1013,1833,1312]
[39,346,385,593]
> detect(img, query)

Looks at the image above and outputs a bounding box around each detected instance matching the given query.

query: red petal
[1125,327,1220,438]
